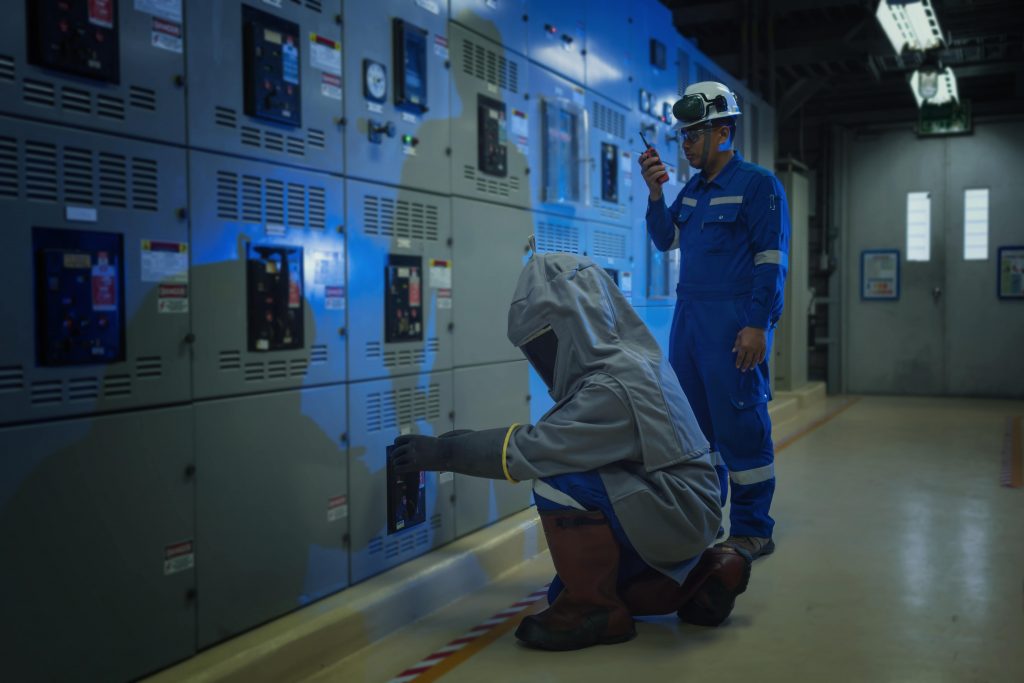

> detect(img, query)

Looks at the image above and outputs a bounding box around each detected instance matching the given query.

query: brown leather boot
[620,546,752,626]
[514,510,636,650]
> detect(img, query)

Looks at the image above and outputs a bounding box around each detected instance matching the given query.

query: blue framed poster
[998,246,1024,300]
[861,249,900,300]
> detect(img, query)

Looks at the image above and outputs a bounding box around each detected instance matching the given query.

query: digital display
[393,19,429,113]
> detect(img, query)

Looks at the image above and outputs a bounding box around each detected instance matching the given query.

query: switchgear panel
[33,228,125,367]
[247,244,304,352]
[393,19,428,113]
[387,445,427,534]
[477,95,508,177]
[601,142,619,204]
[243,5,302,127]
[385,254,424,343]
[541,99,582,204]
[27,0,121,83]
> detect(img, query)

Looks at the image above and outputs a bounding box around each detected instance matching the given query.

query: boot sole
[514,619,637,651]
[676,557,752,627]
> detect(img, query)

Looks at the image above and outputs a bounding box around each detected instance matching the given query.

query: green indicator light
[402,134,413,144]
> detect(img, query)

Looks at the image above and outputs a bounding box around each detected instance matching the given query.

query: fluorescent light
[964,189,989,261]
[876,0,944,53]
[910,67,958,106]
[907,191,931,262]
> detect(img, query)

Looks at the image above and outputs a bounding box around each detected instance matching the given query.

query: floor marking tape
[386,584,549,682]
[1001,415,1023,488]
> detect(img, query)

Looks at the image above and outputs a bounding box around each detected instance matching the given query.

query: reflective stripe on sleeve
[681,197,698,207]
[532,480,586,510]
[729,464,775,486]
[754,250,788,266]
[709,195,743,206]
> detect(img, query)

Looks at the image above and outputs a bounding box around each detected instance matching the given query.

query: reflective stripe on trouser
[668,296,776,538]
[532,471,654,604]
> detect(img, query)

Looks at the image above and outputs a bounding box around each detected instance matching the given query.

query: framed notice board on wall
[861,249,900,300]
[998,246,1024,300]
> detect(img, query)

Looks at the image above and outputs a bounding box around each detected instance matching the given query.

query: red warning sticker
[89,0,115,29]
[91,253,117,312]
[321,72,342,101]
[158,283,189,314]
[327,495,348,522]
[164,540,195,576]
[152,18,183,53]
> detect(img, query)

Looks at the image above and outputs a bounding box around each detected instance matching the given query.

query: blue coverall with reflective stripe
[646,152,789,538]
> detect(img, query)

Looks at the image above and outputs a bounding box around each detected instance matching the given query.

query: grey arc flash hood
[508,253,709,473]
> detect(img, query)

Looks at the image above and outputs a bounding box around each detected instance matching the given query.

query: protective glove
[390,427,514,480]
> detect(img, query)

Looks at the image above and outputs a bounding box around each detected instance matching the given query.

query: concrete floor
[320,396,1024,683]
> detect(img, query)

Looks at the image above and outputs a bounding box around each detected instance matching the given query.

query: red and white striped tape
[387,585,550,683]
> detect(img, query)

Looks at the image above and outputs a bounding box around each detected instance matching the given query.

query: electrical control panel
[187,0,342,173]
[450,0,528,58]
[583,0,633,107]
[242,5,302,127]
[541,98,582,204]
[586,224,633,301]
[33,227,125,367]
[344,0,450,195]
[346,179,452,382]
[247,244,305,352]
[450,24,529,209]
[527,0,586,86]
[0,118,190,426]
[27,0,121,83]
[583,92,629,227]
[188,151,346,400]
[477,95,508,177]
[348,371,455,583]
[1,0,186,143]
[385,254,424,343]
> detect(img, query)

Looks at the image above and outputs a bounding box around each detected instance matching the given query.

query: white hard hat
[672,81,742,131]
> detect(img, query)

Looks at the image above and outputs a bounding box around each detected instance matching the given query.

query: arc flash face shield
[672,92,730,130]
[520,325,558,390]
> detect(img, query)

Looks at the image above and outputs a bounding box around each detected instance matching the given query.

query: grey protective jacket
[503,253,723,582]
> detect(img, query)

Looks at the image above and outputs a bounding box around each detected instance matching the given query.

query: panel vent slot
[430,512,442,530]
[591,230,628,260]
[366,383,442,432]
[307,128,326,149]
[216,171,239,220]
[308,186,326,229]
[61,87,92,115]
[289,358,308,377]
[536,222,581,254]
[286,136,305,156]
[310,345,328,365]
[241,126,261,148]
[103,375,132,397]
[361,195,439,241]
[383,348,427,368]
[592,101,625,139]
[99,153,128,208]
[0,55,14,81]
[265,179,285,225]
[23,79,56,107]
[215,106,238,128]
[131,158,159,211]
[462,38,519,93]
[31,380,63,405]
[0,137,17,198]
[464,165,519,198]
[96,94,125,120]
[244,362,265,382]
[241,175,262,223]
[385,538,400,559]
[68,377,99,401]
[25,141,59,202]
[0,366,24,392]
[129,86,157,111]
[219,350,242,371]
[135,356,163,379]
[264,131,285,153]
[287,183,305,227]
[267,360,288,380]
[368,536,383,556]
[305,0,323,12]
[62,147,94,206]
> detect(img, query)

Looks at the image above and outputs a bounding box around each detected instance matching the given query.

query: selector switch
[368,119,396,144]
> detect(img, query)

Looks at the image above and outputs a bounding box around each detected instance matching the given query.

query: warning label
[325,285,345,310]
[141,240,188,283]
[327,495,348,522]
[321,72,342,101]
[310,33,342,75]
[152,18,183,53]
[164,540,195,576]
[89,0,115,29]
[158,283,188,314]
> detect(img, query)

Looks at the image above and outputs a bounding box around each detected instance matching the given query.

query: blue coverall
[646,152,789,539]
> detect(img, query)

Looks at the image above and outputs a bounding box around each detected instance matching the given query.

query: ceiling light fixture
[876,0,945,53]
[910,67,958,106]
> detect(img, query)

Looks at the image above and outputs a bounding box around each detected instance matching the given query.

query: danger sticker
[321,72,342,101]
[511,110,529,145]
[92,255,117,312]
[158,283,188,314]
[429,260,452,289]
[152,18,182,53]
[89,0,115,28]
[327,495,348,522]
[309,33,342,75]
[164,540,195,576]
[434,34,449,60]
[325,285,345,310]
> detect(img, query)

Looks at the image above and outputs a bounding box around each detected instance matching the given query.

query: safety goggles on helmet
[673,92,730,127]
[519,326,558,390]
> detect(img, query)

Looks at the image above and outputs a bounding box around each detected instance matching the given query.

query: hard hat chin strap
[698,128,713,170]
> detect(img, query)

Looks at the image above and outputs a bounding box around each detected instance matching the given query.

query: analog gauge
[638,88,652,114]
[363,59,388,103]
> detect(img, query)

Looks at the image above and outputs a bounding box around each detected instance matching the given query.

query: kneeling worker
[391,252,752,651]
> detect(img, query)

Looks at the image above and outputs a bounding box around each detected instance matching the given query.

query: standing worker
[640,81,790,560]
